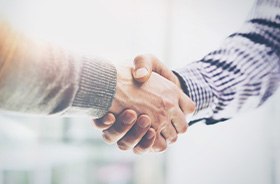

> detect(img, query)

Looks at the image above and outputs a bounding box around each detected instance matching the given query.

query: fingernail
[104,118,113,125]
[135,68,148,78]
[138,117,150,128]
[133,147,144,155]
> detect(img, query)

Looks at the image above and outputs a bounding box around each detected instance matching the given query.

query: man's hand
[132,55,181,88]
[93,55,195,153]
[132,54,195,119]
[108,65,190,151]
[93,110,156,154]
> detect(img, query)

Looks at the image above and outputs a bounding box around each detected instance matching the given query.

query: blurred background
[0,0,280,184]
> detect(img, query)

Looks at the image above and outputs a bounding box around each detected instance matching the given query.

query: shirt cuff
[174,62,214,121]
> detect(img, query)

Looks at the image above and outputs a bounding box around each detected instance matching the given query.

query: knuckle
[170,135,178,144]
[165,133,178,144]
[114,123,130,134]
[156,121,168,132]
[179,124,188,133]
[160,97,174,111]
[157,100,172,119]
[152,113,167,131]
[114,127,125,135]
[158,144,167,152]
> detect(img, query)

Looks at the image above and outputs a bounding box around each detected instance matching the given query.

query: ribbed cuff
[72,57,117,118]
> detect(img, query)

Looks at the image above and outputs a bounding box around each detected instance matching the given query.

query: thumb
[132,55,154,83]
[132,54,180,87]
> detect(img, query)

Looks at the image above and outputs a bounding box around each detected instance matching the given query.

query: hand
[93,55,195,153]
[132,54,195,117]
[132,55,181,88]
[108,65,190,151]
[93,109,156,154]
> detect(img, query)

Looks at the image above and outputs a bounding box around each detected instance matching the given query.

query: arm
[0,21,189,151]
[94,55,195,153]
[175,0,280,124]
[94,0,280,153]
[131,0,280,125]
[0,21,116,118]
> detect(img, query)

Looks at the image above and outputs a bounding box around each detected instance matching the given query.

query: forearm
[0,22,116,118]
[175,0,280,124]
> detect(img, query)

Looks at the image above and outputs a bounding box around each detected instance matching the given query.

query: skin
[0,22,189,153]
[108,65,191,151]
[93,55,196,154]
[0,22,190,154]
[93,110,156,153]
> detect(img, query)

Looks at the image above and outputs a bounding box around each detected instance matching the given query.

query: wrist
[109,66,134,114]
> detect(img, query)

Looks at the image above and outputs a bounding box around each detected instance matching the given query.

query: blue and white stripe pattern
[176,0,280,125]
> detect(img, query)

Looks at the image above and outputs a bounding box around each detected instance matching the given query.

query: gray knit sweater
[0,23,117,118]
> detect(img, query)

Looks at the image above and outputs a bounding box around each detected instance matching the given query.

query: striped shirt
[175,0,280,125]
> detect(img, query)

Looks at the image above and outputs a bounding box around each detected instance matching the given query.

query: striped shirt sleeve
[175,0,280,125]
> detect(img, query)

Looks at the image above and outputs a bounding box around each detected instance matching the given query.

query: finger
[117,114,151,151]
[179,91,196,114]
[151,131,168,152]
[160,123,178,144]
[102,109,137,144]
[179,92,196,122]
[133,128,156,154]
[152,61,179,86]
[132,55,153,83]
[133,54,181,86]
[170,107,188,134]
[93,113,116,130]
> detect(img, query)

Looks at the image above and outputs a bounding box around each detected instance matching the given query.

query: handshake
[93,54,196,154]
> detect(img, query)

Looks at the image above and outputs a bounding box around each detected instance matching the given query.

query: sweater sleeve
[0,22,116,118]
[174,0,280,125]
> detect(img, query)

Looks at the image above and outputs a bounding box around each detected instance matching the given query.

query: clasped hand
[94,55,195,154]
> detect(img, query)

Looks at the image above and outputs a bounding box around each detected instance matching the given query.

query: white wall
[0,0,170,62]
